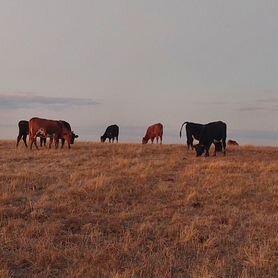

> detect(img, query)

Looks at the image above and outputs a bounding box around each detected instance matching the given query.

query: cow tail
[179,122,188,138]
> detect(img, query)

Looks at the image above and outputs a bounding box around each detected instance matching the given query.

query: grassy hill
[0,141,277,278]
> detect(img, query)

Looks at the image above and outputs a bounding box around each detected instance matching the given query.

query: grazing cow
[29,117,74,150]
[179,121,204,150]
[40,120,78,148]
[100,124,119,143]
[194,121,227,157]
[228,139,239,146]
[16,120,29,148]
[142,123,163,144]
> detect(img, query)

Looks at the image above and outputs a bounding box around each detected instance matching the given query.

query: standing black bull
[194,121,227,157]
[100,124,119,143]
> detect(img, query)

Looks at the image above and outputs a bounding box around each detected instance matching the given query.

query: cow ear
[75,134,79,138]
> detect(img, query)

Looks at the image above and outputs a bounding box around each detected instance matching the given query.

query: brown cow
[142,123,163,144]
[16,120,49,148]
[227,139,239,146]
[40,120,79,148]
[29,117,73,150]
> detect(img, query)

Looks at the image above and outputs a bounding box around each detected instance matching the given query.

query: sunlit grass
[0,141,277,278]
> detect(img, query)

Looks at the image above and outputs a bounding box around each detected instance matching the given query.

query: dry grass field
[0,140,277,278]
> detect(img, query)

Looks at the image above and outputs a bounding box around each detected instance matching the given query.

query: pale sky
[0,1,277,145]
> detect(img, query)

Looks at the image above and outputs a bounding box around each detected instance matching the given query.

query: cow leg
[49,137,53,149]
[223,139,226,156]
[213,144,217,156]
[160,135,162,144]
[39,137,47,147]
[23,134,28,148]
[205,145,210,157]
[16,134,22,148]
[54,137,59,149]
[43,138,46,146]
[29,136,33,150]
[116,136,118,143]
[187,138,193,150]
[61,138,65,149]
[30,136,38,150]
[34,137,39,150]
[64,137,71,149]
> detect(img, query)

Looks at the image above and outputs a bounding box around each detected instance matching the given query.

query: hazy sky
[0,1,277,144]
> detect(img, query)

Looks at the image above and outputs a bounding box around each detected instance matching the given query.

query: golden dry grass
[0,140,277,278]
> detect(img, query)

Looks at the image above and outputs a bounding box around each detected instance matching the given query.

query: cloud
[238,95,278,112]
[0,94,100,110]
[256,97,278,104]
[193,100,229,106]
[238,106,266,112]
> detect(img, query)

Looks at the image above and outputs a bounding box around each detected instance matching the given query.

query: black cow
[194,121,227,157]
[16,120,29,148]
[101,124,119,143]
[179,121,204,150]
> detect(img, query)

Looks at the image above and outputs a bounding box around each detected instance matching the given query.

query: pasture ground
[0,140,277,278]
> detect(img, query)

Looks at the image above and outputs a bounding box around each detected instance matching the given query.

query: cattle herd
[16,117,238,157]
[16,118,78,150]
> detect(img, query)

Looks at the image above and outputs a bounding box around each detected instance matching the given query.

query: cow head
[100,135,105,143]
[62,129,78,145]
[142,137,148,144]
[70,131,79,144]
[194,144,205,157]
